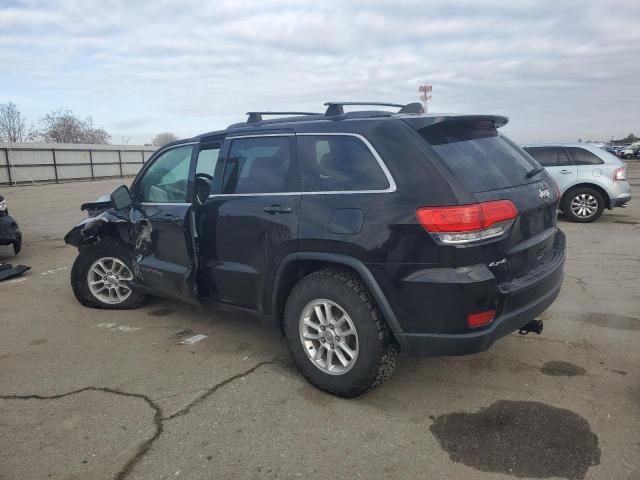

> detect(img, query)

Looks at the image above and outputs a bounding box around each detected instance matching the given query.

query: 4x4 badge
[538,187,551,199]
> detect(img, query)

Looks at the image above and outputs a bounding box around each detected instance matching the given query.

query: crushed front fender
[64,210,132,248]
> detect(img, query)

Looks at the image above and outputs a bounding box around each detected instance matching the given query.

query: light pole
[419,84,432,113]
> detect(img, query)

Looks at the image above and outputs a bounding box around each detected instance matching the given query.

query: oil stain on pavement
[430,400,600,479]
[580,312,640,331]
[540,361,586,377]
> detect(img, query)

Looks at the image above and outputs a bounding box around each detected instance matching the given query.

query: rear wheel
[562,187,604,223]
[71,240,148,309]
[283,268,398,397]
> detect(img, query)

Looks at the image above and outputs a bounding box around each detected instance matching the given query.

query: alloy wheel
[87,257,134,304]
[570,193,598,219]
[299,299,359,375]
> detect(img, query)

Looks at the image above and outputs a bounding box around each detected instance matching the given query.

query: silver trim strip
[207,132,396,198]
[139,202,191,206]
[227,133,294,139]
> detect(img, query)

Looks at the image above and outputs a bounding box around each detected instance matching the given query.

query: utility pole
[419,84,432,112]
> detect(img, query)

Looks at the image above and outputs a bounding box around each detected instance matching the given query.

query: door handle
[559,170,572,174]
[263,205,292,215]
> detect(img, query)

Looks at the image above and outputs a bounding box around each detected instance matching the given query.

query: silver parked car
[523,143,632,222]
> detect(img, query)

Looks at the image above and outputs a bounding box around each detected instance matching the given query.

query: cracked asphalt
[1,163,639,480]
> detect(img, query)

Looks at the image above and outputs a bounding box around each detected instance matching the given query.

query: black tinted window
[222,137,294,194]
[298,135,389,192]
[419,121,537,192]
[567,147,603,165]
[526,147,558,167]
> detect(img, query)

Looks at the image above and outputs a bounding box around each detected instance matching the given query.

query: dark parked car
[0,194,22,255]
[65,102,565,397]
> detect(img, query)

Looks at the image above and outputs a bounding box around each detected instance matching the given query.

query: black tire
[70,240,148,309]
[562,187,605,223]
[12,233,21,255]
[283,268,398,397]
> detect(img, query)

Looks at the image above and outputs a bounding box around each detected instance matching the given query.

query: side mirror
[110,185,133,210]
[194,177,213,206]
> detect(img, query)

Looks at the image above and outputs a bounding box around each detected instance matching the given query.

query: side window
[557,148,573,166]
[525,147,558,167]
[222,136,294,194]
[137,145,193,202]
[298,135,389,192]
[195,145,222,177]
[566,147,603,165]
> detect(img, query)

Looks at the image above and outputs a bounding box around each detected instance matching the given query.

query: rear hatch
[414,117,561,284]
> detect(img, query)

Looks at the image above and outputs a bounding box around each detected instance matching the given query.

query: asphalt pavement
[1,164,639,479]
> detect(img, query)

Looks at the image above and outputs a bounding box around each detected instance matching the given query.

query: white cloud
[0,0,638,143]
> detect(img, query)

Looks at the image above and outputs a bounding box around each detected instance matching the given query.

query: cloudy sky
[1,0,638,144]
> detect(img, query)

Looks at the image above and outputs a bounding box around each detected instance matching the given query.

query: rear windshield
[419,121,537,192]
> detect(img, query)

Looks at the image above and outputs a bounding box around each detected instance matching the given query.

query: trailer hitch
[519,319,544,335]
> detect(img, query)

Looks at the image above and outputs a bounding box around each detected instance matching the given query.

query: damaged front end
[64,194,156,280]
[64,209,133,249]
[0,195,22,255]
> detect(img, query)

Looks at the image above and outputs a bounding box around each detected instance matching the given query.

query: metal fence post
[51,148,59,184]
[118,150,123,178]
[2,148,12,186]
[88,149,94,180]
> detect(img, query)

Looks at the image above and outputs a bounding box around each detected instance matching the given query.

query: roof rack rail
[246,111,320,123]
[324,102,425,116]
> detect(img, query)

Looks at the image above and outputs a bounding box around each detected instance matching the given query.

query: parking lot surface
[1,164,639,480]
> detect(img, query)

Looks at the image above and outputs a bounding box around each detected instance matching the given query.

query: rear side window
[419,121,537,192]
[222,136,296,194]
[298,135,389,192]
[525,147,558,167]
[566,147,603,165]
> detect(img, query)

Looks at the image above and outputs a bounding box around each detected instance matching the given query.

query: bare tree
[37,109,111,144]
[152,132,178,146]
[82,116,112,144]
[0,102,31,142]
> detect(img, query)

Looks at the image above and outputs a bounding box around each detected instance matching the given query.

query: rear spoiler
[402,114,509,131]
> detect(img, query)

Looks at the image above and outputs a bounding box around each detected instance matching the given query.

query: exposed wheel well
[273,259,397,336]
[561,183,610,210]
[274,260,349,329]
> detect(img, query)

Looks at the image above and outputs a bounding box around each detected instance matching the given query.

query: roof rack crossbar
[324,102,424,116]
[246,111,320,123]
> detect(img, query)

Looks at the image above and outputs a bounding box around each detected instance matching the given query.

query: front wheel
[70,240,148,309]
[283,268,398,397]
[562,187,604,223]
[12,232,21,255]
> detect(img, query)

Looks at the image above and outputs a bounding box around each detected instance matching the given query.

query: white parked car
[621,142,640,159]
[523,144,632,222]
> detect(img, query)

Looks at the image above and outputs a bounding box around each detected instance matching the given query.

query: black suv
[65,102,565,397]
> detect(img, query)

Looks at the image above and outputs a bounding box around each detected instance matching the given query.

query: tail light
[613,166,626,181]
[468,310,495,328]
[416,200,517,244]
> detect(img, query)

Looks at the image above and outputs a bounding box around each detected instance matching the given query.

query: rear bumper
[391,231,565,357]
[395,270,562,356]
[608,181,631,208]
